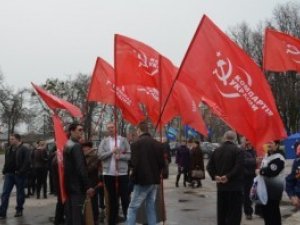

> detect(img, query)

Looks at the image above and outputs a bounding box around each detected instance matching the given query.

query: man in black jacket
[0,133,30,219]
[63,123,94,225]
[242,138,256,220]
[127,121,164,225]
[206,130,244,225]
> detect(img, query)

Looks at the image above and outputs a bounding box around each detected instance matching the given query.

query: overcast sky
[0,0,293,88]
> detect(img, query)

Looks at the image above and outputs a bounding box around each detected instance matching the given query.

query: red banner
[87,57,144,125]
[160,56,208,136]
[264,28,300,73]
[115,34,160,87]
[32,83,82,118]
[177,15,286,153]
[52,114,68,203]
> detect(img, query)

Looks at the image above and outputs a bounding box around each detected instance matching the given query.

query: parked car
[200,142,220,159]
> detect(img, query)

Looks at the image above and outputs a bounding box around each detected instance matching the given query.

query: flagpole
[114,34,120,194]
[158,55,166,225]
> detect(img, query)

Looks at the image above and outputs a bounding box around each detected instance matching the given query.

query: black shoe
[0,215,6,220]
[14,211,23,217]
[117,216,126,222]
[245,214,252,220]
[175,182,179,187]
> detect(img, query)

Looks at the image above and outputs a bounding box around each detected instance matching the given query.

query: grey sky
[0,0,292,88]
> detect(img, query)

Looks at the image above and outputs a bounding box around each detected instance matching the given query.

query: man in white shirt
[98,122,131,225]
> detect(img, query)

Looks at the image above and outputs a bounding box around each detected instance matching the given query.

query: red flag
[87,57,144,125]
[115,34,160,87]
[52,114,68,203]
[264,28,300,73]
[160,56,208,136]
[136,85,178,125]
[177,15,286,153]
[32,83,82,118]
[114,34,178,125]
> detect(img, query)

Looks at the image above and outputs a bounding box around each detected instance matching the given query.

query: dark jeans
[65,194,85,225]
[217,190,242,225]
[243,177,254,216]
[0,173,26,216]
[103,175,129,225]
[261,199,281,225]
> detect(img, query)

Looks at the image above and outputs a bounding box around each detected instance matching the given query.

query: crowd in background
[0,126,299,225]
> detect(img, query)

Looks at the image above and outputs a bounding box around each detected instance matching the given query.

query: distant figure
[286,141,300,210]
[207,130,244,225]
[0,134,30,219]
[32,140,48,199]
[175,140,190,187]
[161,137,171,179]
[190,140,205,188]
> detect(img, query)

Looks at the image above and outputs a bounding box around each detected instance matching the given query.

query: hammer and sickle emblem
[136,51,159,76]
[213,56,233,86]
[286,44,300,55]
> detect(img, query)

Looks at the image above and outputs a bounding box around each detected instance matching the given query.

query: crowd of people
[0,125,299,225]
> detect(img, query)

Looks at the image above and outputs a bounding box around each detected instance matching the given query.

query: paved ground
[0,155,298,225]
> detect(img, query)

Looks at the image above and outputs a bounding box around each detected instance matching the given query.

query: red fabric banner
[160,56,208,136]
[32,83,82,118]
[52,114,68,203]
[177,15,286,153]
[264,28,300,73]
[87,57,144,125]
[115,34,160,87]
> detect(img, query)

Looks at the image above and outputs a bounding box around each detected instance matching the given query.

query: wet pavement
[0,155,298,225]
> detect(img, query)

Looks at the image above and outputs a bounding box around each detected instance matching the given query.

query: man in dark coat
[0,133,30,219]
[175,140,191,187]
[190,140,205,188]
[127,121,164,225]
[63,123,94,225]
[206,130,244,225]
[242,138,256,220]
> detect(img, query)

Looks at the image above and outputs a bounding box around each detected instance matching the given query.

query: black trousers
[54,189,65,225]
[261,199,281,225]
[243,177,254,216]
[176,167,189,185]
[103,175,129,225]
[65,194,85,225]
[217,191,242,225]
[98,175,105,209]
[35,167,48,198]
